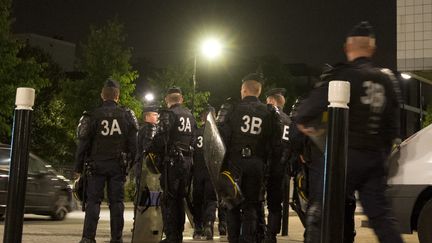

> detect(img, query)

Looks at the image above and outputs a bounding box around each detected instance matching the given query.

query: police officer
[135,106,159,173]
[264,88,291,243]
[192,108,218,240]
[155,87,197,243]
[75,79,138,243]
[296,21,403,243]
[217,73,277,243]
[292,95,327,243]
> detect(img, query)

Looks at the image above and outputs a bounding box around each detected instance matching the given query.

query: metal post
[192,54,197,114]
[321,81,350,243]
[4,88,35,243]
[419,80,423,128]
[281,174,291,236]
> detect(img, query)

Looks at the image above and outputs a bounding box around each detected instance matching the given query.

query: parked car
[387,124,432,243]
[0,144,73,220]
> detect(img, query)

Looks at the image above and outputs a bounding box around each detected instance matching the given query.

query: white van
[387,124,432,243]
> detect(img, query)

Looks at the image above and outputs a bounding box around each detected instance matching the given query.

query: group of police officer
[74,20,405,243]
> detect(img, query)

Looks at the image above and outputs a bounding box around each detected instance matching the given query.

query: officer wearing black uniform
[135,106,159,173]
[292,94,327,243]
[75,79,138,243]
[192,108,218,240]
[264,88,291,243]
[217,73,277,243]
[155,87,197,243]
[296,21,403,243]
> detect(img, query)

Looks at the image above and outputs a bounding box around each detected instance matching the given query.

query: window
[28,155,48,174]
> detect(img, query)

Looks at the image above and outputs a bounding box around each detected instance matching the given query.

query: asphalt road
[0,207,420,243]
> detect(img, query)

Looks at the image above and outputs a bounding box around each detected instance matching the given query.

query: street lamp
[201,38,223,59]
[401,73,411,80]
[192,37,223,113]
[144,92,154,102]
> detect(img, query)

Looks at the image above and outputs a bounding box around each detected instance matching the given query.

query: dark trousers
[304,147,356,243]
[218,204,227,224]
[83,160,125,242]
[304,148,325,243]
[227,157,265,243]
[160,156,192,242]
[266,159,286,236]
[192,166,217,230]
[345,148,403,243]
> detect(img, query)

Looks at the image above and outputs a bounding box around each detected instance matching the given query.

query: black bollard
[281,174,290,236]
[3,88,35,243]
[321,81,350,243]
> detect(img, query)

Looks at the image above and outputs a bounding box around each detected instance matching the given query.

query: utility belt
[230,146,264,159]
[168,144,193,157]
[86,152,129,175]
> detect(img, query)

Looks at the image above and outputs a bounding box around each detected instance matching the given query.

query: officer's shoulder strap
[319,62,348,83]
[267,104,281,120]
[82,110,92,117]
[120,106,139,130]
[216,97,236,124]
[159,108,175,116]
[221,97,236,111]
[77,111,93,139]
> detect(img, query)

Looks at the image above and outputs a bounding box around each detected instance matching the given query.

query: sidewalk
[0,210,419,243]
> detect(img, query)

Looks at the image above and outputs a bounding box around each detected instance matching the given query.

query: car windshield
[0,148,58,174]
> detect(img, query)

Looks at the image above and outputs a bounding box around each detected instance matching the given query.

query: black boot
[218,221,227,236]
[204,221,214,240]
[264,234,277,243]
[79,237,96,243]
[193,227,203,240]
[110,239,123,243]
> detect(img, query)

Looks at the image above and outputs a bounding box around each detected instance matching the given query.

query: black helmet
[73,177,85,202]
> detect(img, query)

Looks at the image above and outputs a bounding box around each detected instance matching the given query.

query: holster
[120,152,130,177]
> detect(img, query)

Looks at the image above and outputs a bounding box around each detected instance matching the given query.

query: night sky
[11,0,396,104]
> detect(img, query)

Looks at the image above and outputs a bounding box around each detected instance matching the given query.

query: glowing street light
[192,37,224,112]
[144,93,154,102]
[401,73,411,80]
[200,38,223,59]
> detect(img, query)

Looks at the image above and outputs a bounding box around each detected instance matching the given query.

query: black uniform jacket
[295,57,401,151]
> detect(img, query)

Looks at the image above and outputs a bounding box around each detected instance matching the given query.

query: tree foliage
[49,19,142,170]
[257,55,306,111]
[0,0,49,142]
[62,19,141,132]
[21,45,75,166]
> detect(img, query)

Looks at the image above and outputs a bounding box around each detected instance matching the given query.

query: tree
[257,55,301,110]
[19,45,75,167]
[62,19,142,137]
[148,63,210,120]
[0,0,49,142]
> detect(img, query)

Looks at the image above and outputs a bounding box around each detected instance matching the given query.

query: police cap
[104,79,120,89]
[166,86,182,95]
[347,21,375,38]
[265,88,286,98]
[143,106,158,113]
[242,73,265,84]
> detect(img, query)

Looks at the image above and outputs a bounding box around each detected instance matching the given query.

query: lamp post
[144,92,155,103]
[192,38,223,113]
